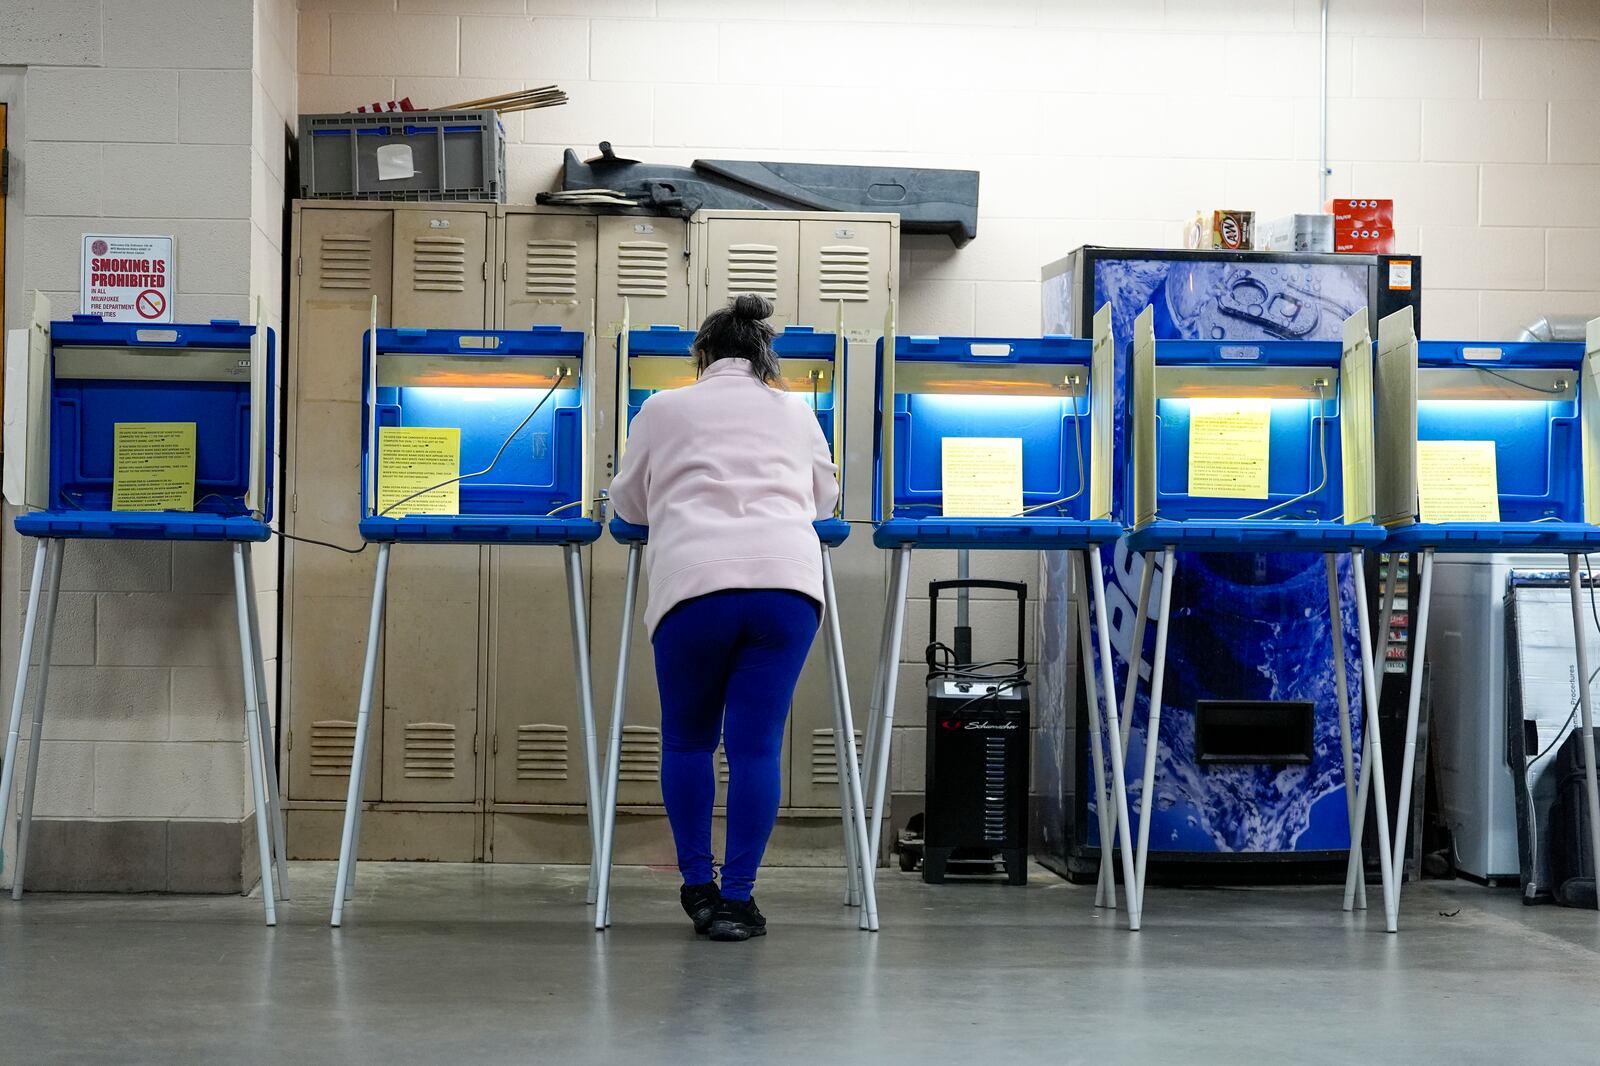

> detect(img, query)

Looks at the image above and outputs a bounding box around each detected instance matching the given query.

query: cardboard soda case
[1325,198,1394,253]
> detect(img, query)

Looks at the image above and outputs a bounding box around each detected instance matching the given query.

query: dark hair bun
[731,293,773,322]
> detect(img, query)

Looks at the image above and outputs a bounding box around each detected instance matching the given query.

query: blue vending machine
[1038,247,1423,881]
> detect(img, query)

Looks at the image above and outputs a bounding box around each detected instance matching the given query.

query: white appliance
[1430,553,1576,882]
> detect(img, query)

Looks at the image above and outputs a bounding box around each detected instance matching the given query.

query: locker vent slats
[516,724,569,780]
[726,243,780,298]
[310,720,357,777]
[817,244,871,302]
[809,728,864,785]
[616,240,671,298]
[411,235,467,292]
[619,725,662,782]
[403,721,457,778]
[717,748,730,785]
[318,234,374,291]
[524,239,579,297]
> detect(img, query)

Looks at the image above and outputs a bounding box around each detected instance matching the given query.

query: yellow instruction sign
[1188,399,1271,499]
[377,426,461,516]
[942,437,1023,517]
[1418,440,1500,523]
[112,422,196,512]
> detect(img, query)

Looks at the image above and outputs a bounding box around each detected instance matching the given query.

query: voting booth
[1120,306,1395,928]
[331,318,603,926]
[866,306,1143,928]
[0,299,286,924]
[591,313,875,931]
[1374,310,1600,924]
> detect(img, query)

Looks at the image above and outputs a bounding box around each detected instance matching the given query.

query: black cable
[276,530,368,555]
[1014,381,1087,517]
[925,640,1028,714]
[1478,367,1570,396]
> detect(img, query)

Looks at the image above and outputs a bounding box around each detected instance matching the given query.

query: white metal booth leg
[821,546,878,929]
[1075,554,1117,913]
[856,567,899,837]
[1076,550,1141,926]
[819,549,860,910]
[562,543,604,906]
[1383,548,1434,930]
[0,542,53,869]
[1324,554,1365,906]
[1567,555,1600,912]
[1088,551,1141,928]
[1343,550,1398,927]
[6,539,65,901]
[331,542,391,927]
[243,547,290,903]
[594,542,642,931]
[1130,547,1177,918]
[1098,556,1154,910]
[859,547,912,931]
[1345,553,1399,911]
[228,544,279,927]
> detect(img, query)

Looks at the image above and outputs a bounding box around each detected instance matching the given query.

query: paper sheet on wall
[1417,440,1500,523]
[112,422,196,512]
[942,437,1022,517]
[1188,399,1271,499]
[377,426,461,516]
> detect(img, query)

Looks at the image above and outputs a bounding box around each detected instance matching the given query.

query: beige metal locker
[687,210,900,809]
[594,215,690,483]
[284,202,493,817]
[697,216,800,327]
[586,216,692,809]
[791,215,898,807]
[284,204,393,804]
[487,208,601,808]
[383,207,492,804]
[497,209,596,332]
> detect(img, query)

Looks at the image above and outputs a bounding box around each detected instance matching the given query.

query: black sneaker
[708,896,767,942]
[680,882,721,935]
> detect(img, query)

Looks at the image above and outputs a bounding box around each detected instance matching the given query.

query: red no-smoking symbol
[136,289,166,319]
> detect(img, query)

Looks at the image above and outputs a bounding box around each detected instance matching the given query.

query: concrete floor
[2,864,1598,1065]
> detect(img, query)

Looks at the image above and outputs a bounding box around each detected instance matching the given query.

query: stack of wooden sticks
[442,85,568,114]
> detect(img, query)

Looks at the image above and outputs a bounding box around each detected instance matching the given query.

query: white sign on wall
[81,234,174,323]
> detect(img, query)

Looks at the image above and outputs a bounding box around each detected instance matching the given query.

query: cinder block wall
[0,0,295,892]
[301,0,1600,808]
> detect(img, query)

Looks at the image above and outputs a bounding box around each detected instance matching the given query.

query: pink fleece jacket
[607,357,840,635]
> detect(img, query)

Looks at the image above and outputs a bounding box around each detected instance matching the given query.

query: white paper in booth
[1188,398,1271,499]
[1417,440,1500,523]
[376,143,415,181]
[942,437,1023,517]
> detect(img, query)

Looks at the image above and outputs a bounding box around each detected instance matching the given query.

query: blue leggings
[652,588,820,901]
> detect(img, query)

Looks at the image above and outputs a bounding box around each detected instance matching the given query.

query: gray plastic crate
[298,110,506,203]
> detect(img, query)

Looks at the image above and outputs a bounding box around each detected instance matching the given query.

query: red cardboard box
[1325,198,1394,253]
